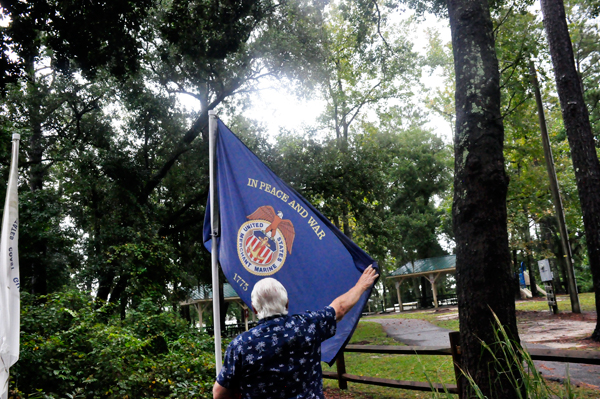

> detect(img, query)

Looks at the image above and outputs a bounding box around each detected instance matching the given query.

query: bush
[12,291,216,398]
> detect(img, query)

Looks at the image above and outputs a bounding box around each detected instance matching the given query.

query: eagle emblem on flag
[237,206,296,276]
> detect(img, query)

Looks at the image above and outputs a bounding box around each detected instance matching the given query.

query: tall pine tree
[540,0,600,341]
[447,0,522,396]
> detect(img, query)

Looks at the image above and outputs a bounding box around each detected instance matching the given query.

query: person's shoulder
[293,306,335,322]
[230,324,262,346]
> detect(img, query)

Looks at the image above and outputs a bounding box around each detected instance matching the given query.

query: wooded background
[1,0,599,397]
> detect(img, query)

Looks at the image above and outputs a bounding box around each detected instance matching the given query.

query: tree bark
[219,280,229,334]
[26,58,48,296]
[420,276,428,308]
[96,270,114,304]
[522,212,538,296]
[540,0,600,340]
[447,0,522,396]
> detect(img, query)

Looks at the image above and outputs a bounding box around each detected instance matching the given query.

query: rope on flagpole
[208,110,223,375]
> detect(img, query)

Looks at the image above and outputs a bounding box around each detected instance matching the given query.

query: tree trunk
[412,277,420,307]
[219,280,229,334]
[109,274,128,319]
[447,0,522,396]
[26,58,48,296]
[181,304,191,324]
[540,0,600,340]
[342,209,352,239]
[420,276,429,308]
[96,270,115,304]
[522,212,538,296]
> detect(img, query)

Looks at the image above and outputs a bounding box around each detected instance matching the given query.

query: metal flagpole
[208,110,223,375]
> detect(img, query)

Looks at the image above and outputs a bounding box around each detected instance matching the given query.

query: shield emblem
[245,231,276,265]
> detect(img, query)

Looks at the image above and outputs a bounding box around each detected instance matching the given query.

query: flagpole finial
[12,134,20,141]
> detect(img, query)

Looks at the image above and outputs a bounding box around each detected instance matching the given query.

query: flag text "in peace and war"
[247,178,326,240]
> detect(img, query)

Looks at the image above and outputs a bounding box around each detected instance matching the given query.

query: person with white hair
[213,265,378,399]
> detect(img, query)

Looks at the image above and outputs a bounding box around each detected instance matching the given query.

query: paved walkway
[368,318,451,347]
[367,318,600,389]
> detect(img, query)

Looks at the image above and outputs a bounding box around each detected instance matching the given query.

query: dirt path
[516,309,598,348]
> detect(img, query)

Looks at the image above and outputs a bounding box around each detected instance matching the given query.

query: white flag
[0,134,20,399]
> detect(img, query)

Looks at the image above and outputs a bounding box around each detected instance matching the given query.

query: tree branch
[371,0,392,51]
[138,77,243,206]
[160,189,208,231]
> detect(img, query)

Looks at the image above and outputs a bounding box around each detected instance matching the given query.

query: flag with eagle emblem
[203,120,378,365]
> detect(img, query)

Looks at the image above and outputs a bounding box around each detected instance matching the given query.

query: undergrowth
[11,290,216,399]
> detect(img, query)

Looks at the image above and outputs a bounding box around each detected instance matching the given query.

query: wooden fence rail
[323,331,600,399]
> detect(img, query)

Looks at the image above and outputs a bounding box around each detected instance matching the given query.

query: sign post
[538,259,558,314]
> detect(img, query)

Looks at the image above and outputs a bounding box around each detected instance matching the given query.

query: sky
[239,11,454,144]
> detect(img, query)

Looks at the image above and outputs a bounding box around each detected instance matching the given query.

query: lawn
[322,322,456,399]
[322,293,599,398]
[514,292,597,312]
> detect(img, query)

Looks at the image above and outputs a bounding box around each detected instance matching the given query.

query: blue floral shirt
[216,306,337,399]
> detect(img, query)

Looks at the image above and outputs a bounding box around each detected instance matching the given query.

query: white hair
[251,278,288,319]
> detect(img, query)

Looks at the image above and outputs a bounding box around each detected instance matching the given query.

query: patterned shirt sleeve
[216,340,240,390]
[310,305,336,342]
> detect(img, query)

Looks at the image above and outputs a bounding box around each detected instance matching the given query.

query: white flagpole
[208,110,223,375]
[0,134,20,399]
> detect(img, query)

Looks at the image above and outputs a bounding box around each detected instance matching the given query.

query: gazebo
[180,283,255,331]
[387,255,456,311]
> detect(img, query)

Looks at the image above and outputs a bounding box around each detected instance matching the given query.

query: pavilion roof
[388,255,456,278]
[187,283,239,300]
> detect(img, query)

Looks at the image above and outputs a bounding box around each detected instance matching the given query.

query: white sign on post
[538,259,554,282]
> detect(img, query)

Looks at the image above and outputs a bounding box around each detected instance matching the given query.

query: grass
[322,322,455,399]
[322,293,600,399]
[514,292,596,312]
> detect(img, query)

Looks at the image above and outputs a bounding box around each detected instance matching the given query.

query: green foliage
[0,0,338,308]
[370,125,452,262]
[318,2,419,150]
[16,188,80,293]
[268,123,452,270]
[423,31,455,133]
[422,0,597,296]
[493,1,597,296]
[1,0,153,80]
[12,290,216,398]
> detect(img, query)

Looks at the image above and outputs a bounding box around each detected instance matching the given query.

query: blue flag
[203,120,378,365]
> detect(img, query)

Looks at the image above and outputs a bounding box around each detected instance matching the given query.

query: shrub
[12,291,216,398]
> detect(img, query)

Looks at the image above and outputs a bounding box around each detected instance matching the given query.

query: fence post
[449,331,463,399]
[336,352,348,390]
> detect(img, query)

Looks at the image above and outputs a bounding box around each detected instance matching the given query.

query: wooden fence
[322,331,600,398]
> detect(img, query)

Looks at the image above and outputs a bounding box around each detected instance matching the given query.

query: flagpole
[208,110,223,375]
[0,134,20,399]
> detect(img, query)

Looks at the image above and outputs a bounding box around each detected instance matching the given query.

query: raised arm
[329,265,378,322]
